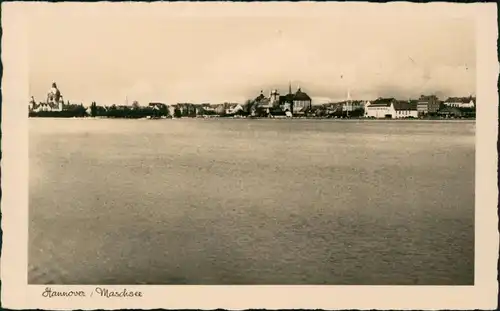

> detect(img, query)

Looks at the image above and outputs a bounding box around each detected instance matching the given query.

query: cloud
[28,8,476,104]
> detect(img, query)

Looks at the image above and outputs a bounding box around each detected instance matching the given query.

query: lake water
[29,118,475,285]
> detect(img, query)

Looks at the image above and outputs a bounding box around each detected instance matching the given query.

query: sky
[28,3,476,106]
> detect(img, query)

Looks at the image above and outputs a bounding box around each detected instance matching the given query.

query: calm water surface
[29,118,475,285]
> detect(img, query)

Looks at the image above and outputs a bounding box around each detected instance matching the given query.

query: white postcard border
[1,2,498,310]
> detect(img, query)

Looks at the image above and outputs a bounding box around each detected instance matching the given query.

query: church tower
[270,89,280,107]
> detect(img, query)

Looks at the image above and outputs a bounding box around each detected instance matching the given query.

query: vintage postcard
[1,1,498,309]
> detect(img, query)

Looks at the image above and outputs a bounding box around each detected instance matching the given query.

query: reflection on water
[29,119,475,284]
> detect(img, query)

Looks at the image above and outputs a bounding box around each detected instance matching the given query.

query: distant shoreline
[28,116,476,121]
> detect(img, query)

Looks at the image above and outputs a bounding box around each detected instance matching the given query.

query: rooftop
[445,96,475,103]
[369,98,397,107]
[393,101,417,111]
[294,88,311,101]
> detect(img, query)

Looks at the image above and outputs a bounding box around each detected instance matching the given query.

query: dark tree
[174,107,182,118]
[243,99,255,114]
[158,104,170,117]
[90,102,98,117]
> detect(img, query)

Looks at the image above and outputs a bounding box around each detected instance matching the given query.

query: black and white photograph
[1,1,498,309]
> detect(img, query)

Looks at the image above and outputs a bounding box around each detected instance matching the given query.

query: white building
[444,96,475,108]
[225,104,244,115]
[166,104,176,116]
[393,101,419,118]
[340,90,364,112]
[33,102,59,112]
[365,98,418,119]
[338,100,365,112]
[365,98,394,118]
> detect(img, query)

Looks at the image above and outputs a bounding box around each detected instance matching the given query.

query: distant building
[46,82,63,111]
[393,101,418,118]
[33,102,50,112]
[334,100,364,112]
[167,104,176,116]
[364,98,395,118]
[444,96,475,108]
[346,101,365,112]
[364,98,417,118]
[269,90,280,107]
[149,102,167,110]
[254,89,282,115]
[33,101,62,112]
[437,106,463,118]
[211,104,225,115]
[148,103,169,116]
[176,103,198,116]
[149,102,167,107]
[225,103,244,115]
[417,95,440,115]
[254,91,272,110]
[30,83,64,112]
[196,103,217,115]
[292,87,312,115]
[253,83,312,116]
[324,102,343,115]
[338,90,364,112]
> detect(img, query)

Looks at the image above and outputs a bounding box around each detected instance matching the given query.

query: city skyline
[28,3,476,106]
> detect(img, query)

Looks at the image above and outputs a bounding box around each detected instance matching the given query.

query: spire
[288,81,292,94]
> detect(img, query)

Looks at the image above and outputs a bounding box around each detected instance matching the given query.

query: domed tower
[47,82,63,111]
[293,85,312,114]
